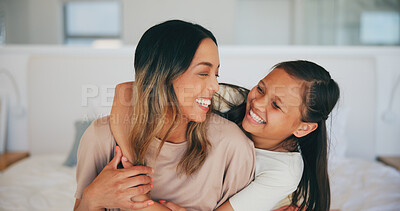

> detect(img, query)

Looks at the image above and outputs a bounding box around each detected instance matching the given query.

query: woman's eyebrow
[196,62,220,69]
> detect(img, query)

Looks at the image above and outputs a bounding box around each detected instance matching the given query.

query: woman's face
[242,68,305,149]
[173,38,220,123]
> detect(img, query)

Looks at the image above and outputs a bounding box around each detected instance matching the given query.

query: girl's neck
[251,135,291,152]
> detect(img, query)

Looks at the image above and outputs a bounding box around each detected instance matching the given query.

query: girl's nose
[252,94,268,112]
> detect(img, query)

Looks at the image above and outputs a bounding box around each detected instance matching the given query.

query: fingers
[159,200,186,211]
[127,183,154,196]
[122,156,134,168]
[123,174,153,188]
[128,200,154,210]
[109,145,123,169]
[120,165,154,178]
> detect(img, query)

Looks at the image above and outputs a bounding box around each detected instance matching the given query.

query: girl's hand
[159,200,187,211]
[82,146,154,210]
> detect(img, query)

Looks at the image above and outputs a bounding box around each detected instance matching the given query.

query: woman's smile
[196,97,212,111]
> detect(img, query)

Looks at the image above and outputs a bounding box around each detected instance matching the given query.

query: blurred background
[0,0,399,46]
[0,1,400,210]
[0,0,399,160]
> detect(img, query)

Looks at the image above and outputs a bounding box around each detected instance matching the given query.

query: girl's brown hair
[275,60,339,211]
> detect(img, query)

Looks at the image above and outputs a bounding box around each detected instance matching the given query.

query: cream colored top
[75,114,255,211]
[230,148,303,211]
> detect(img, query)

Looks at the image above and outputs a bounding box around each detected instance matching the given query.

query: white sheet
[0,155,399,211]
[330,158,400,211]
[0,154,75,211]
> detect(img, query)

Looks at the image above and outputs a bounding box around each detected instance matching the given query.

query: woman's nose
[208,75,219,94]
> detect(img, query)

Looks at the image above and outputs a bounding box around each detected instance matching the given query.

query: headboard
[25,46,378,159]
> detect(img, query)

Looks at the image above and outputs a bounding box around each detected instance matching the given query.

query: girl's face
[173,38,220,123]
[242,68,306,149]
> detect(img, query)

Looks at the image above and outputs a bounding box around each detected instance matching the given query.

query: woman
[74,20,255,211]
[112,61,340,211]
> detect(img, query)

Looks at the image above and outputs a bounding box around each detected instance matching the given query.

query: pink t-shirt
[75,114,255,211]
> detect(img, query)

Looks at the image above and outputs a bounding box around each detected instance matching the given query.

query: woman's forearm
[74,191,103,211]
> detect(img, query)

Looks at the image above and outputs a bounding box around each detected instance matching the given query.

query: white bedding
[0,155,399,211]
[0,154,76,211]
[329,158,400,211]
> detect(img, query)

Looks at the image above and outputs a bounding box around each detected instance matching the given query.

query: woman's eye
[215,74,220,78]
[272,101,281,110]
[199,74,209,76]
[257,85,264,94]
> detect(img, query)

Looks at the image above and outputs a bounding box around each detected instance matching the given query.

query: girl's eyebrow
[276,96,287,110]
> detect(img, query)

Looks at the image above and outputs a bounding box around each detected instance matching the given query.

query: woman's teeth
[250,109,266,124]
[196,98,211,108]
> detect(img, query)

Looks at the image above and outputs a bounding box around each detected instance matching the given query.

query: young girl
[112,60,340,211]
[74,20,255,211]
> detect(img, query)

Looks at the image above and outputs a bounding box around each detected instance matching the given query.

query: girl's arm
[110,81,136,162]
[215,201,234,211]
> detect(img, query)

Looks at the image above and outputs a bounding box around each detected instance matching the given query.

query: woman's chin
[183,112,207,123]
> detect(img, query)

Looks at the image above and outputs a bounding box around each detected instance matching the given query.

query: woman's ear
[293,122,318,138]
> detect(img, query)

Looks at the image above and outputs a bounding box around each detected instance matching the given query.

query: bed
[0,153,399,211]
[1,46,400,211]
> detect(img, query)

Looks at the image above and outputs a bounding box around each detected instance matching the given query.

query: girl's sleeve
[74,117,114,199]
[229,160,302,211]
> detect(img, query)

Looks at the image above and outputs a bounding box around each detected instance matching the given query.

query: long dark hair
[276,60,339,211]
[130,20,218,175]
[213,60,340,211]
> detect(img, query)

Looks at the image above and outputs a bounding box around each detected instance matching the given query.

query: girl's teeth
[250,109,266,124]
[196,98,211,107]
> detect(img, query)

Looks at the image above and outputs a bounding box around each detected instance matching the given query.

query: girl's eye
[257,85,264,94]
[199,74,209,76]
[272,101,281,110]
[215,74,220,78]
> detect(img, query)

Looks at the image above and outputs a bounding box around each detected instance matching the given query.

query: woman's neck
[158,117,188,144]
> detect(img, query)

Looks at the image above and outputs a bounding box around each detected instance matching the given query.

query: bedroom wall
[2,46,399,160]
[1,0,237,45]
[0,51,29,151]
[1,0,300,45]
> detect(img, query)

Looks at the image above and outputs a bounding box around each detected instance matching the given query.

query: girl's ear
[293,122,318,138]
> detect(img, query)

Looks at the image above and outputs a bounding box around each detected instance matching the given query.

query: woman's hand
[159,200,187,211]
[120,152,153,203]
[81,146,154,210]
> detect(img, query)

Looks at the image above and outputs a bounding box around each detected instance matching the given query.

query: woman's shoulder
[87,116,112,136]
[80,116,115,153]
[207,114,253,148]
[207,114,244,136]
